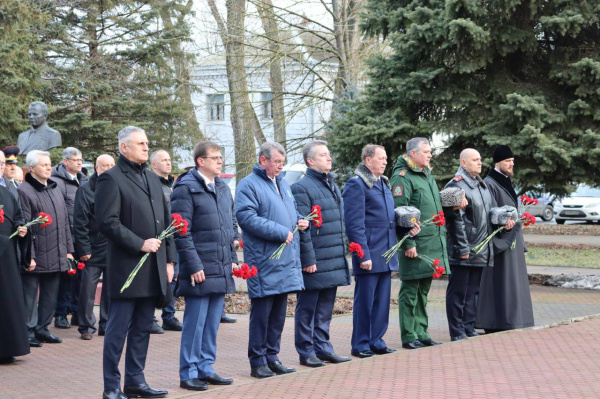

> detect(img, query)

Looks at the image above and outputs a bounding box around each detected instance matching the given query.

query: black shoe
[451,334,468,342]
[250,364,276,379]
[351,350,375,358]
[180,378,208,391]
[402,340,425,350]
[35,332,62,344]
[220,315,237,323]
[317,353,351,363]
[466,330,480,337]
[420,338,441,346]
[268,361,296,375]
[29,337,43,347]
[70,313,79,326]
[102,389,128,399]
[371,347,397,355]
[162,317,182,331]
[199,373,233,385]
[0,357,15,364]
[299,356,325,367]
[98,328,105,336]
[149,320,164,334]
[123,383,167,398]
[54,315,71,329]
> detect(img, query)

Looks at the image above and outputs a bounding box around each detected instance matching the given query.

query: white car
[281,163,307,186]
[554,185,600,224]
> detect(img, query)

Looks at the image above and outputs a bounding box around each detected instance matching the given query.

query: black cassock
[0,185,30,359]
[476,169,534,331]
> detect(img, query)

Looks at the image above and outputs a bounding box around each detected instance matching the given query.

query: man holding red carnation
[171,140,238,391]
[476,145,534,333]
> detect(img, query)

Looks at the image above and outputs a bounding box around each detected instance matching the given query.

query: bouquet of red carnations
[9,211,52,238]
[269,205,322,260]
[349,242,365,259]
[417,255,445,278]
[232,263,258,279]
[382,211,445,263]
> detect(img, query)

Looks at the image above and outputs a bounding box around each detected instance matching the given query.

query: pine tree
[328,0,600,194]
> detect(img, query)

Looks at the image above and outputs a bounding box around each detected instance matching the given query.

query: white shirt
[269,175,280,194]
[196,169,215,187]
[494,167,508,178]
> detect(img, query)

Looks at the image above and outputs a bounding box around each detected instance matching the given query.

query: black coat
[95,155,176,299]
[73,172,108,267]
[18,173,74,272]
[291,168,351,291]
[171,169,237,297]
[52,162,88,231]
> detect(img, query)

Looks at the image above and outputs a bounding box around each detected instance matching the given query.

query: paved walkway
[524,234,600,246]
[3,278,600,399]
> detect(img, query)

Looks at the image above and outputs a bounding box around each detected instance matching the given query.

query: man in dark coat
[1,147,20,202]
[171,141,237,391]
[291,140,351,367]
[236,142,307,379]
[343,144,400,358]
[74,154,115,340]
[0,175,29,363]
[476,145,534,332]
[444,149,514,341]
[96,126,176,399]
[52,147,88,329]
[18,150,74,346]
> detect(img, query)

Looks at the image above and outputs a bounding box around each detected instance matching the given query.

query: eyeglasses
[68,158,83,163]
[201,156,224,162]
[267,158,285,166]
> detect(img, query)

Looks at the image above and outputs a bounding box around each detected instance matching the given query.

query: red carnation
[239,240,244,249]
[349,242,365,259]
[67,268,77,275]
[435,266,445,275]
[77,262,86,270]
[39,212,52,228]
[311,205,323,227]
[233,263,257,280]
[433,258,441,267]
[0,207,4,223]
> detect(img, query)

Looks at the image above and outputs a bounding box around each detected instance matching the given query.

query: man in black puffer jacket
[291,140,352,367]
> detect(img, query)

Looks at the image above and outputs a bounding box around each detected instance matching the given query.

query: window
[261,92,273,119]
[207,94,225,121]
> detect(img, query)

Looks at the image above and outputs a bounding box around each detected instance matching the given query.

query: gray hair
[26,150,50,168]
[118,126,145,151]
[62,147,82,160]
[361,144,385,162]
[150,149,170,164]
[302,140,328,166]
[406,137,429,156]
[29,101,48,117]
[258,141,286,163]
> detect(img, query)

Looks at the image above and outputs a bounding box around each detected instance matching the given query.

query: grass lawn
[526,246,600,268]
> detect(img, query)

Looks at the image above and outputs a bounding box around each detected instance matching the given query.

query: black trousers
[295,287,337,359]
[248,293,288,369]
[103,297,155,390]
[55,271,81,316]
[446,265,483,338]
[78,266,109,334]
[21,272,60,335]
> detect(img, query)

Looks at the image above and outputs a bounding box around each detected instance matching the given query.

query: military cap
[2,146,20,164]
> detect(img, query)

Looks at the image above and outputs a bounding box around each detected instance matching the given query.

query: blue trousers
[351,272,391,353]
[248,293,287,368]
[446,265,483,338]
[55,271,80,316]
[103,297,155,390]
[294,287,336,359]
[179,294,224,381]
[161,262,179,321]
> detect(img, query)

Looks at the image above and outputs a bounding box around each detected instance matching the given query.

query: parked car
[281,163,307,186]
[554,185,600,224]
[524,192,555,221]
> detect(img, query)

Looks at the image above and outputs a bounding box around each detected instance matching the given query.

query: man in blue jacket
[171,141,237,391]
[291,140,351,367]
[236,142,308,379]
[343,144,400,358]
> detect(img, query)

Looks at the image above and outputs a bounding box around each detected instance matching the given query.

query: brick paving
[2,279,600,399]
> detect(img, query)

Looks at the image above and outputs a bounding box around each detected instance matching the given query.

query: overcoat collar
[487,168,518,205]
[455,166,487,189]
[354,163,390,190]
[25,171,57,192]
[117,154,150,195]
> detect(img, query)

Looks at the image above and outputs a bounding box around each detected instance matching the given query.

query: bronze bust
[17,101,62,155]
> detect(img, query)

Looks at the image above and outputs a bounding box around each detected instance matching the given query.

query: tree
[328,0,600,194]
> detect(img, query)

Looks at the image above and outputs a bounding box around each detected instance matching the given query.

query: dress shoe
[451,334,468,342]
[180,378,208,391]
[81,332,93,340]
[220,314,237,323]
[162,317,182,331]
[351,350,375,358]
[466,330,480,337]
[250,364,276,379]
[420,338,441,346]
[54,315,71,329]
[70,312,79,326]
[267,361,295,375]
[102,389,128,399]
[98,328,106,336]
[199,373,233,385]
[402,340,426,350]
[300,356,325,367]
[123,383,167,398]
[35,332,62,344]
[149,320,164,334]
[372,347,397,355]
[29,337,43,347]
[317,353,351,363]
[0,357,15,364]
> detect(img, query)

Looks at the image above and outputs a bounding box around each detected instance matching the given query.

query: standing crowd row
[0,127,534,399]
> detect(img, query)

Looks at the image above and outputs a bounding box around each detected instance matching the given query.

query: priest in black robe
[476,145,534,332]
[0,185,30,363]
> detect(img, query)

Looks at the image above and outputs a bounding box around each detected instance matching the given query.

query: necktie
[207,182,215,193]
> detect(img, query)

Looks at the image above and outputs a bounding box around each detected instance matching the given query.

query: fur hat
[395,206,421,228]
[490,205,518,225]
[440,187,465,207]
[492,145,514,163]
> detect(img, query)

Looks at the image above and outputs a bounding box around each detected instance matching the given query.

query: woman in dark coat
[0,185,30,363]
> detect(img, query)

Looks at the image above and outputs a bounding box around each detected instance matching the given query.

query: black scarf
[487,168,518,205]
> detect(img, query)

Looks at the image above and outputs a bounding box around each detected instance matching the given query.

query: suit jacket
[95,155,176,299]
